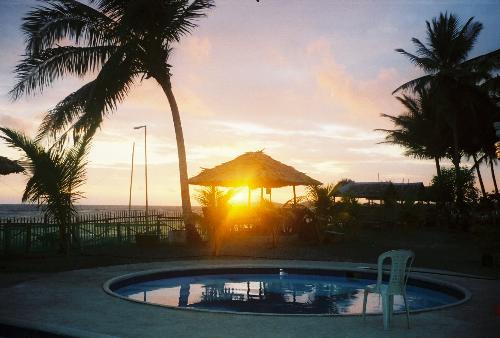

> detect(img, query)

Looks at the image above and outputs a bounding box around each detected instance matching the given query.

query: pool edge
[102,263,472,317]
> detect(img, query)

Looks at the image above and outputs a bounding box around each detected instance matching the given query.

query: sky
[0,0,499,206]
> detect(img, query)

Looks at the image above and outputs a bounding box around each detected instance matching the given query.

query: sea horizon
[0,204,202,219]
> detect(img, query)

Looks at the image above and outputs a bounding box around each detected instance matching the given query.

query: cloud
[347,144,404,159]
[210,120,381,142]
[307,38,401,123]
[0,113,35,132]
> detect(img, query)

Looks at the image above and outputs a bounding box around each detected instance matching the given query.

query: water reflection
[119,273,458,315]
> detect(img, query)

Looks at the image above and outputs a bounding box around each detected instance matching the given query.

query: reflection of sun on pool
[228,190,248,205]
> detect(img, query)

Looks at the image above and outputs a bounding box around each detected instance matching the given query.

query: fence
[0,209,185,254]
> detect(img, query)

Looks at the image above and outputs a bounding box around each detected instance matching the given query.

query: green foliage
[306,184,335,219]
[194,186,238,209]
[0,127,91,252]
[430,167,479,205]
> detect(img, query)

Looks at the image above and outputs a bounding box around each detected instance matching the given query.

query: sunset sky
[1,0,499,206]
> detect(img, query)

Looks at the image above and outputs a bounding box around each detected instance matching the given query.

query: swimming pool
[105,267,469,315]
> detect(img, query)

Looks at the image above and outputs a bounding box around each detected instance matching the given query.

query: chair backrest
[376,249,415,294]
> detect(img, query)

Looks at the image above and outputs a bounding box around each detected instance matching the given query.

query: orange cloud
[307,38,401,124]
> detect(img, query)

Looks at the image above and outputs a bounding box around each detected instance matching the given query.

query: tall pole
[144,126,148,219]
[134,125,148,221]
[128,142,135,214]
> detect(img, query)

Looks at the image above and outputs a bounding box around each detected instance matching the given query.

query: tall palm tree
[0,127,91,253]
[394,13,500,205]
[11,0,215,224]
[378,88,449,179]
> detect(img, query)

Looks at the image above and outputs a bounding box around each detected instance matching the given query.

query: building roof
[189,151,321,188]
[335,181,426,200]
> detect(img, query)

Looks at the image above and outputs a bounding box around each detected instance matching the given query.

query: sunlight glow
[228,189,249,205]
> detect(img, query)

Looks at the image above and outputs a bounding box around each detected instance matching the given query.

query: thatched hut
[0,156,24,175]
[189,151,321,204]
[334,181,426,202]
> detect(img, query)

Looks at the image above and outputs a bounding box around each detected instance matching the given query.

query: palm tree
[394,12,500,205]
[11,0,215,225]
[194,186,237,255]
[0,127,91,253]
[378,88,449,179]
[307,184,336,217]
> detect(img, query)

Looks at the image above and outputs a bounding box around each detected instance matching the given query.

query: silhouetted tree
[378,87,449,180]
[11,0,215,228]
[0,127,91,253]
[394,13,500,206]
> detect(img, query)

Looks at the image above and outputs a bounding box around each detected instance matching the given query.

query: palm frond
[165,0,215,42]
[411,37,436,60]
[37,49,137,141]
[395,49,437,73]
[90,0,128,21]
[23,0,116,54]
[11,45,116,99]
[392,74,433,94]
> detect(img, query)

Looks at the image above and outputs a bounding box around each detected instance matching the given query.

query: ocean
[0,204,199,219]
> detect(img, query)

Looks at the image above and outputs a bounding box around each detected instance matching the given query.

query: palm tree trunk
[472,153,486,198]
[434,157,442,178]
[156,76,192,221]
[490,159,499,196]
[452,127,463,207]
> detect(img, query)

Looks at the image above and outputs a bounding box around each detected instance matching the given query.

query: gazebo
[188,151,321,205]
[0,156,24,175]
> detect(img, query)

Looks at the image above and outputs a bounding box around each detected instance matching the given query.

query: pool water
[114,270,461,315]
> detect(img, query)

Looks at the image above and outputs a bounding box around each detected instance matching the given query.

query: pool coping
[102,263,472,317]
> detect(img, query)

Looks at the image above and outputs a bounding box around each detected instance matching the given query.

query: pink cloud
[307,38,401,126]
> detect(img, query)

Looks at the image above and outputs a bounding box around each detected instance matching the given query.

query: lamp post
[128,141,135,214]
[134,125,148,220]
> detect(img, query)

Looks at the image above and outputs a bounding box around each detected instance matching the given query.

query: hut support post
[293,185,296,206]
[260,187,264,203]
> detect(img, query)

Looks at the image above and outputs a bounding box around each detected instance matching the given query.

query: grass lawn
[1,225,499,288]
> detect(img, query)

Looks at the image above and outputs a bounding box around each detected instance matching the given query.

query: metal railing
[0,209,184,254]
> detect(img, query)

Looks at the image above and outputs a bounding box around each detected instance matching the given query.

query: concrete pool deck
[0,259,499,338]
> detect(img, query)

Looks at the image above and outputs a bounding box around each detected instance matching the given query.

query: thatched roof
[0,156,24,175]
[189,151,322,188]
[335,181,426,200]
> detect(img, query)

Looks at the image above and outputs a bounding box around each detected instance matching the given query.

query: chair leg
[362,289,368,321]
[382,294,390,330]
[388,295,394,324]
[403,294,410,329]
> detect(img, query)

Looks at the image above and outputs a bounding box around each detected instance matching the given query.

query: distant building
[334,181,427,202]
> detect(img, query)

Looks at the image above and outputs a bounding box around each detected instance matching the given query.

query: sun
[228,189,248,205]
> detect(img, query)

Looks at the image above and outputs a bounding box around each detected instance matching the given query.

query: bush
[430,167,479,205]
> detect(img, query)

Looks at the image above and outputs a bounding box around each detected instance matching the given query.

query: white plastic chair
[362,249,415,330]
